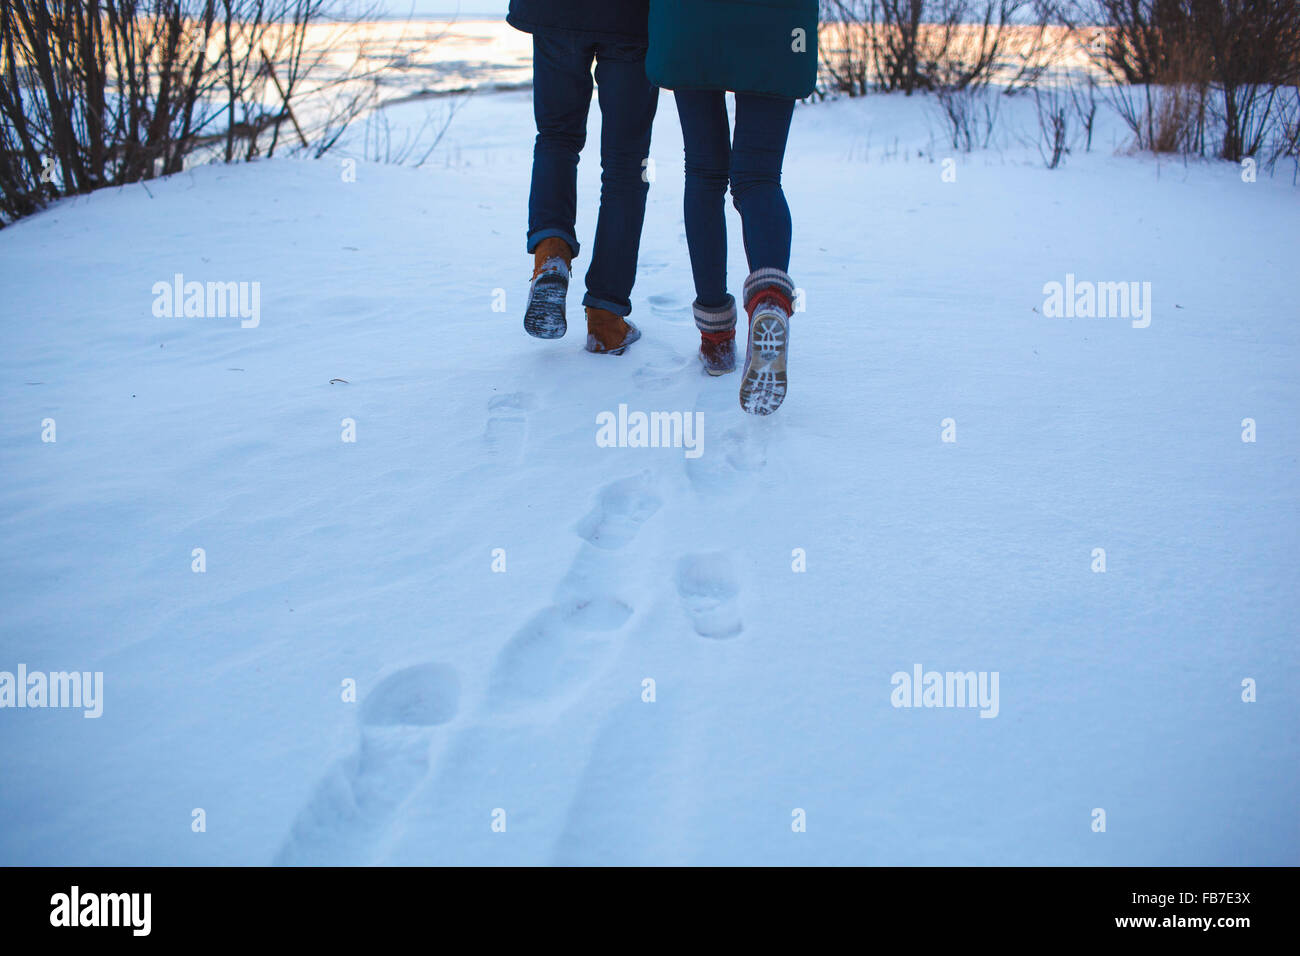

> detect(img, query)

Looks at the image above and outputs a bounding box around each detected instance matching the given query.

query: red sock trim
[746,288,793,317]
[700,329,735,344]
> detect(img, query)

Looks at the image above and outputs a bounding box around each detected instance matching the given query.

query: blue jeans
[673,91,794,309]
[527,31,659,317]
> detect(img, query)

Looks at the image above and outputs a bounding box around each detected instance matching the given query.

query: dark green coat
[646,0,819,99]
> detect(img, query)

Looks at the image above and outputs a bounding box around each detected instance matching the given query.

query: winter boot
[524,237,573,339]
[739,268,793,415]
[695,296,737,376]
[584,307,641,355]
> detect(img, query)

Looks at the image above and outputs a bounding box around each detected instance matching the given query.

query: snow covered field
[1,84,1297,865]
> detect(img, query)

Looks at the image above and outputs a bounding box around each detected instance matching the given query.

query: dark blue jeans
[673,91,794,309]
[527,31,659,317]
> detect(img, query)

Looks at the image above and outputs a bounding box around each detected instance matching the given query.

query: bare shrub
[935,83,1002,151]
[1264,85,1300,181]
[0,1,421,226]
[1072,0,1300,161]
[819,0,875,96]
[359,92,469,167]
[1069,69,1098,150]
[818,0,1063,96]
[1033,73,1070,166]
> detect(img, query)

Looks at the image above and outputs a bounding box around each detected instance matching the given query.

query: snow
[1,86,1297,865]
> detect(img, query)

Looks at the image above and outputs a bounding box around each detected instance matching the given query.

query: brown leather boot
[584,307,642,355]
[532,236,573,277]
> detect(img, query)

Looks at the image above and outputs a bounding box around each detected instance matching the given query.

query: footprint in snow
[484,598,632,717]
[676,552,743,639]
[574,473,664,551]
[484,391,535,462]
[647,292,691,321]
[684,416,768,496]
[273,663,460,865]
[633,353,692,392]
[362,664,461,727]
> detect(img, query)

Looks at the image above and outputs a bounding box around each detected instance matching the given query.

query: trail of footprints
[485,474,661,716]
[396,471,675,864]
[279,355,763,864]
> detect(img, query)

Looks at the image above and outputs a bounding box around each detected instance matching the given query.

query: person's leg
[583,44,659,318]
[673,89,731,309]
[729,93,795,274]
[730,93,796,415]
[523,31,596,339]
[674,89,738,374]
[526,31,595,257]
[580,42,659,355]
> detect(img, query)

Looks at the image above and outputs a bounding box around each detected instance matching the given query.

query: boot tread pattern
[524,262,569,339]
[739,311,789,415]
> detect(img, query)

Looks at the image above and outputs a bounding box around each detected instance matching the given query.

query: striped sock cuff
[743,268,795,310]
[693,295,737,333]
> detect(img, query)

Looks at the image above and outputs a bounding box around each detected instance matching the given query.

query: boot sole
[524,273,568,339]
[739,313,788,415]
